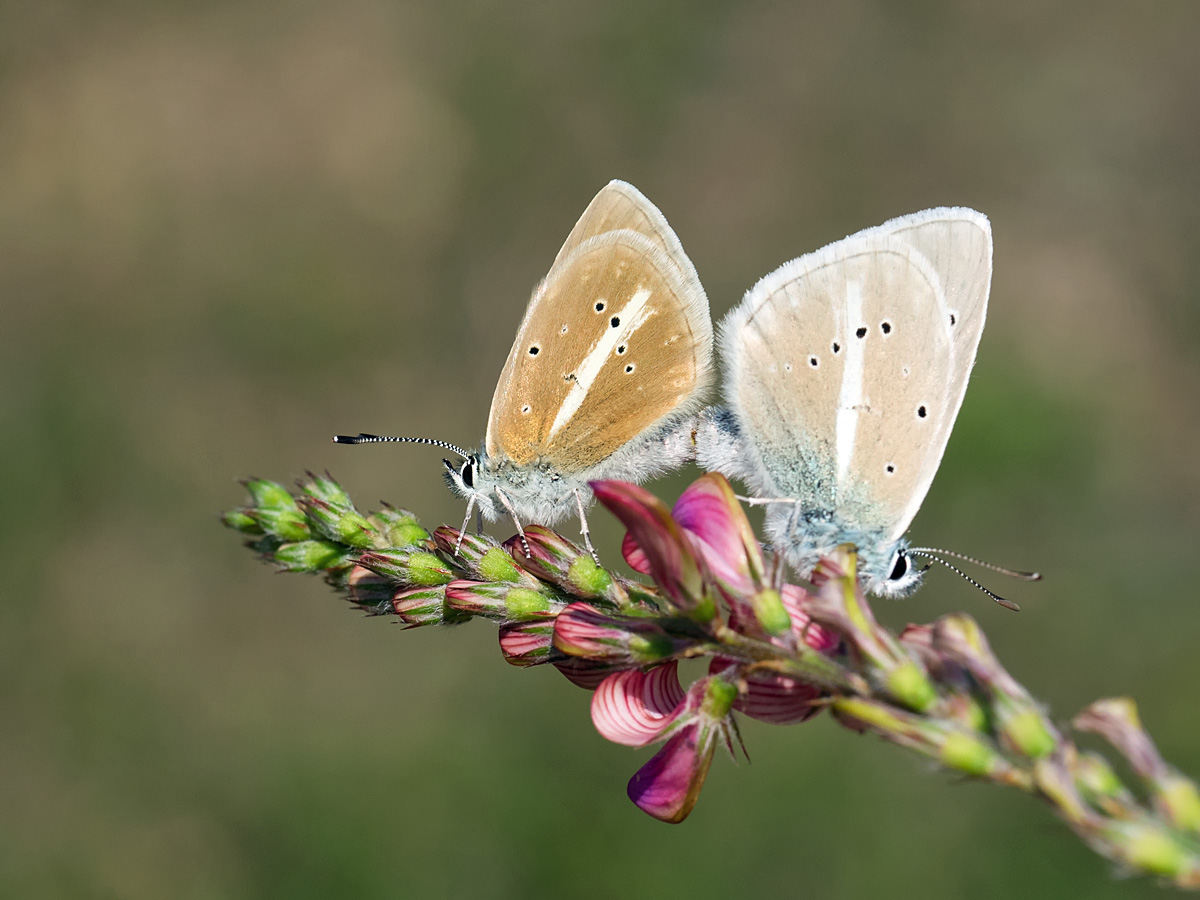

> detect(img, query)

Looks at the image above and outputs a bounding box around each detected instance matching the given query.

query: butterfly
[696,208,1028,604]
[337,181,713,557]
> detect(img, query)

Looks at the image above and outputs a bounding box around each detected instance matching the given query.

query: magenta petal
[626,722,715,824]
[622,530,652,574]
[591,480,704,608]
[591,662,686,746]
[672,474,762,591]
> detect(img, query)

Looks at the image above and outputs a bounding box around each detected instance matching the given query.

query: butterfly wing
[551,180,698,279]
[486,185,712,472]
[722,209,990,541]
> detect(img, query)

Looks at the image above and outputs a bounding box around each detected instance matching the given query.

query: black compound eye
[460,460,475,489]
[889,552,909,581]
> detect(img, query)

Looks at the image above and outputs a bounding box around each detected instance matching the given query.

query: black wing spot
[950,313,957,326]
[521,404,531,414]
[560,324,568,334]
[610,316,620,328]
[917,405,927,418]
[902,365,911,378]
[881,321,892,335]
[832,341,841,354]
[886,463,895,474]
[616,344,627,355]
[855,327,867,339]
[595,301,606,312]
[784,362,792,372]
[624,364,635,374]
[809,356,818,368]
[528,345,540,356]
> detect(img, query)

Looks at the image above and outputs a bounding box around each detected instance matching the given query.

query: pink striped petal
[553,658,628,691]
[622,530,652,574]
[736,672,823,725]
[781,584,839,652]
[591,662,686,747]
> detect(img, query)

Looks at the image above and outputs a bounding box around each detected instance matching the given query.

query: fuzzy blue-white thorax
[696,406,925,598]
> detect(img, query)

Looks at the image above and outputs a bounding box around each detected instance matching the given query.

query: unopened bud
[222,509,263,535]
[299,497,378,549]
[242,478,297,511]
[499,618,566,667]
[445,581,562,622]
[358,549,454,586]
[553,602,689,664]
[274,540,349,572]
[298,471,352,506]
[392,585,470,627]
[252,506,311,542]
[434,527,537,586]
[508,526,623,604]
[370,506,429,547]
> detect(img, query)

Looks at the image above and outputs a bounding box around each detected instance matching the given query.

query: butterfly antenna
[906,547,1041,581]
[333,433,472,460]
[905,550,1021,612]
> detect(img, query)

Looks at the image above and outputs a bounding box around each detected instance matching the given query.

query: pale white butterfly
[337,180,713,558]
[697,208,1035,606]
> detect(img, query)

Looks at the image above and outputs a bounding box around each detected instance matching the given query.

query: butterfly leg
[493,488,532,557]
[453,495,477,555]
[573,488,601,566]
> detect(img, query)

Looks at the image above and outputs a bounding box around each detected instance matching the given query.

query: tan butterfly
[338,181,713,555]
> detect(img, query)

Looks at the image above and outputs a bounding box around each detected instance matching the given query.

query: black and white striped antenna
[904,547,1040,612]
[333,433,472,460]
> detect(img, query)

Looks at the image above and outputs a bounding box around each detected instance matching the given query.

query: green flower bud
[243,478,297,511]
[299,471,352,506]
[370,506,429,547]
[357,549,455,586]
[274,540,349,572]
[222,508,263,534]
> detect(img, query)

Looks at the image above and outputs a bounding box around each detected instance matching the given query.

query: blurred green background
[3,1,1199,896]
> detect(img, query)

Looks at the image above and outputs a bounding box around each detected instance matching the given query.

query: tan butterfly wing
[723,208,990,541]
[551,180,694,274]
[486,185,711,471]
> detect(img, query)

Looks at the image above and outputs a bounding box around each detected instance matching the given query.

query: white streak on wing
[835,279,864,488]
[547,287,655,439]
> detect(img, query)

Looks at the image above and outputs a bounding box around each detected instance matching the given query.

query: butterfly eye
[460,459,475,489]
[888,552,909,581]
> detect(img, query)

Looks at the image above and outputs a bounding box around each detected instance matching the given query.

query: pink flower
[591,661,740,823]
[590,480,713,620]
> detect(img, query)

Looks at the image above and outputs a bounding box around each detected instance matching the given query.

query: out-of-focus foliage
[2,1,1198,897]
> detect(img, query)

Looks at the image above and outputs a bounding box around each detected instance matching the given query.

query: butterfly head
[871,544,926,598]
[442,454,501,520]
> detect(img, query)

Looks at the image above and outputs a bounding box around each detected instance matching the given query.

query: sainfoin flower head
[584,474,843,821]
[225,471,1200,886]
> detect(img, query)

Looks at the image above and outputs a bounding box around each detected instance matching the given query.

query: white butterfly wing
[722,209,991,542]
